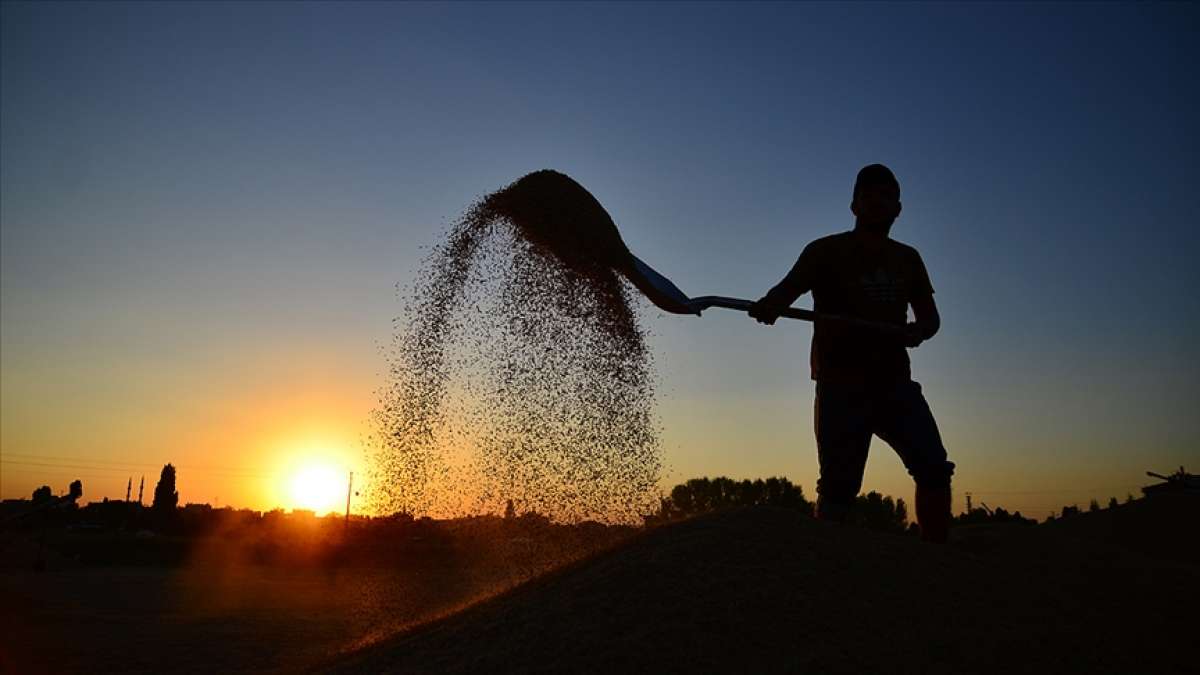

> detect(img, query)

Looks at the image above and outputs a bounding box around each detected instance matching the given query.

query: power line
[2,467,114,480]
[3,453,165,470]
[4,451,272,473]
[1,454,273,479]
[4,460,164,474]
[0,465,262,486]
[2,459,269,478]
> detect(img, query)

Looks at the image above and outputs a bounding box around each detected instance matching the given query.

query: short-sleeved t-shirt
[762,231,934,385]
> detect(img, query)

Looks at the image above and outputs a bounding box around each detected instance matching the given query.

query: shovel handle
[686,296,906,336]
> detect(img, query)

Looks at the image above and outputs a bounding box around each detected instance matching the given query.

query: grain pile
[368,171,661,523]
[327,504,1200,675]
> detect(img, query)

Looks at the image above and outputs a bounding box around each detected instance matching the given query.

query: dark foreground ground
[324,496,1199,675]
[0,518,621,675]
[2,497,1196,674]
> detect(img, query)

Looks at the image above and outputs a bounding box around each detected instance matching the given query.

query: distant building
[1142,467,1199,498]
[1,498,30,520]
[80,500,141,528]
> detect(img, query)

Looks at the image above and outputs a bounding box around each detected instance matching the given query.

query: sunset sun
[287,463,345,514]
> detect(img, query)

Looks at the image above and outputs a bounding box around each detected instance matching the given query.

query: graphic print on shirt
[858,266,905,309]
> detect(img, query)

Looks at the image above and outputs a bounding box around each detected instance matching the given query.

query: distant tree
[32,485,53,503]
[504,499,516,520]
[650,476,814,524]
[388,510,415,525]
[1107,496,1119,510]
[1061,505,1080,518]
[68,479,83,501]
[1088,499,1101,513]
[1124,493,1135,504]
[152,464,178,512]
[850,492,908,533]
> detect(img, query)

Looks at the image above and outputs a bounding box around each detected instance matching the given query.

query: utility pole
[344,471,353,532]
[126,478,132,502]
[965,492,972,513]
[137,476,144,505]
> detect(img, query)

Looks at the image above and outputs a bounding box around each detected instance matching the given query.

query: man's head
[851,164,901,234]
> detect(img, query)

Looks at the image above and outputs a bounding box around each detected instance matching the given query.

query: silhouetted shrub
[849,491,908,533]
[648,476,814,525]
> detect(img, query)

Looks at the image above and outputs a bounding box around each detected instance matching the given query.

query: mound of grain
[326,505,1200,675]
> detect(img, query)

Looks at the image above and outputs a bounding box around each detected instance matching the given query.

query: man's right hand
[748,298,781,325]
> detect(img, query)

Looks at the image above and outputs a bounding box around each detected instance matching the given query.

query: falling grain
[368,171,661,523]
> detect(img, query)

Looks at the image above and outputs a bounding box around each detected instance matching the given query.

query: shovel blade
[622,255,700,315]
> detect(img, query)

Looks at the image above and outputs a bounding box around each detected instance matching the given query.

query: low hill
[326,499,1198,674]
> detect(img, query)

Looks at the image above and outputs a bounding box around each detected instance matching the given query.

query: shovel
[627,255,906,335]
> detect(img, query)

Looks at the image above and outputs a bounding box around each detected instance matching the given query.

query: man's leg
[814,381,873,522]
[872,379,955,543]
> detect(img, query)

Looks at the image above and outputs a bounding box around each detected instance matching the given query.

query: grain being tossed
[369,171,666,523]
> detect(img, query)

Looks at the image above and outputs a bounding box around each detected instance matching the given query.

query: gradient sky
[3,2,1197,518]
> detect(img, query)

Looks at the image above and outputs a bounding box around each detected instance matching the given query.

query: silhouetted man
[749,164,954,543]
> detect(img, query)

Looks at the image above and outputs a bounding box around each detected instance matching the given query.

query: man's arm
[905,248,939,347]
[905,293,940,348]
[749,244,816,325]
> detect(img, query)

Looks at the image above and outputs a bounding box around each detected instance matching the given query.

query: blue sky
[2,2,1197,516]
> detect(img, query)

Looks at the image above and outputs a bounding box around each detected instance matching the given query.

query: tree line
[646,476,911,534]
[13,464,1141,533]
[646,477,1147,531]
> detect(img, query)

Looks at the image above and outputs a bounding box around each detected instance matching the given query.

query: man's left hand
[748,298,781,326]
